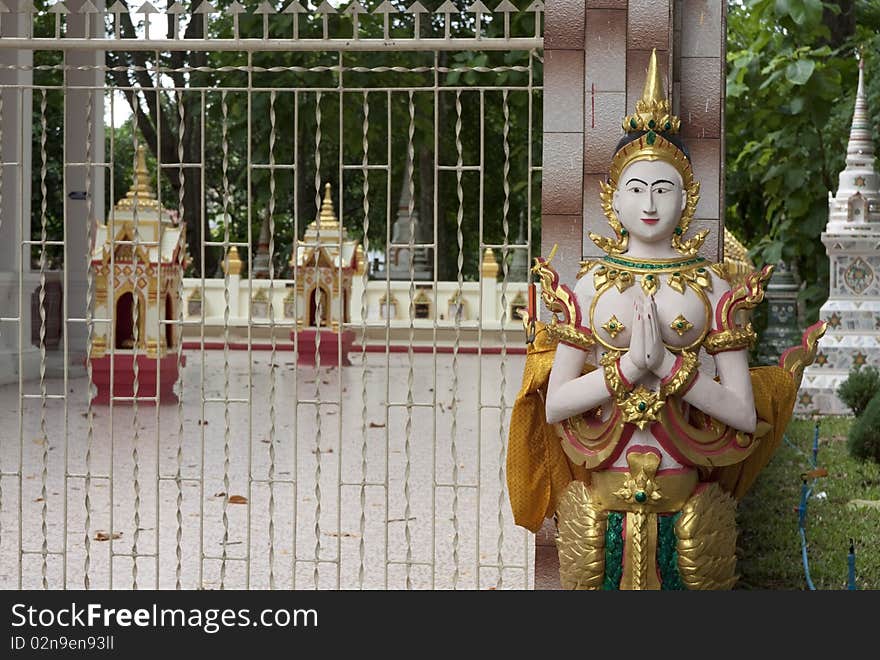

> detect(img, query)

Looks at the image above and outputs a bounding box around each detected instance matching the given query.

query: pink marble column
[677,0,725,260]
[542,0,586,287]
[537,0,726,589]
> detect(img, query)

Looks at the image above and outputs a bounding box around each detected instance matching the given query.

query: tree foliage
[95,1,542,281]
[27,0,880,300]
[726,0,880,323]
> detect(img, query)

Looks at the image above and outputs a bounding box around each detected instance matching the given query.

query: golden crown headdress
[589,50,706,257]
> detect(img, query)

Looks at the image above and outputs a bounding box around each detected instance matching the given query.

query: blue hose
[797,480,816,591]
[799,528,816,591]
[848,540,857,591]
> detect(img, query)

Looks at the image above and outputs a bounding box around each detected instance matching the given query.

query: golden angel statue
[508,51,825,590]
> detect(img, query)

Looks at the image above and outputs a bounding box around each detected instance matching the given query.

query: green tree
[726,0,880,323]
[104,1,541,283]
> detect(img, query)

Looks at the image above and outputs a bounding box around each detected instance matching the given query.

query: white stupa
[388,160,432,281]
[826,57,880,232]
[798,56,880,415]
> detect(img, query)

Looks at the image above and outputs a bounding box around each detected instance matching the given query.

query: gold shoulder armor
[532,248,595,350]
[576,259,602,280]
[703,265,773,355]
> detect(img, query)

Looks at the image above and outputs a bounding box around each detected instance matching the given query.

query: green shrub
[837,365,880,417]
[848,392,880,463]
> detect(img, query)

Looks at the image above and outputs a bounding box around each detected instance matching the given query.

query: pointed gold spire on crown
[643,49,664,105]
[622,49,681,135]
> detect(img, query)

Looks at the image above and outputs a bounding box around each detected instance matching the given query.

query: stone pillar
[537,0,727,589]
[541,2,586,288]
[64,0,106,372]
[0,0,38,385]
[673,0,725,261]
[542,0,726,285]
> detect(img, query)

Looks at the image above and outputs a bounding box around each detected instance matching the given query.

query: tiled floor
[0,349,533,589]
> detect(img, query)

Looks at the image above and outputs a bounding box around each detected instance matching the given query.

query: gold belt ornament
[556,454,738,590]
[593,452,696,590]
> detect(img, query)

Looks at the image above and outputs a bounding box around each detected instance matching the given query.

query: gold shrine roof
[91,145,185,265]
[293,182,359,271]
[91,223,184,266]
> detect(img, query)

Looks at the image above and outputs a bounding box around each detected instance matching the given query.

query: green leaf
[802,0,823,25]
[727,81,749,98]
[759,68,785,90]
[774,0,791,18]
[784,0,822,26]
[764,241,783,265]
[785,59,815,85]
[787,194,811,217]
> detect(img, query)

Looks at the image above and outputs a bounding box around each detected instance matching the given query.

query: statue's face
[612,159,686,245]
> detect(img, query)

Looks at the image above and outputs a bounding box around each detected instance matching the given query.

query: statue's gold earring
[669,179,706,256]
[618,226,629,252]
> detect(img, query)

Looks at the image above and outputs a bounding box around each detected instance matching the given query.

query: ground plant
[738,417,880,589]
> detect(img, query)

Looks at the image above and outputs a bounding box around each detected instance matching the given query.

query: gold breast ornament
[584,256,716,353]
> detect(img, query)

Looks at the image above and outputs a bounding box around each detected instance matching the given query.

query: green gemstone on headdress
[637,402,647,412]
[646,274,654,280]
[630,118,638,129]
[634,491,647,503]
[646,131,657,145]
[674,227,683,235]
[664,121,672,131]
[621,229,628,236]
[648,119,656,129]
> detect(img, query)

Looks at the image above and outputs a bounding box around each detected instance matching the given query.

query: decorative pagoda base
[798,232,880,416]
[89,354,185,405]
[291,328,355,367]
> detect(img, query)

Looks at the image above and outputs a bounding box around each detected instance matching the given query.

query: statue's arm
[545,279,644,424]
[545,343,607,423]
[676,348,756,433]
[654,274,757,433]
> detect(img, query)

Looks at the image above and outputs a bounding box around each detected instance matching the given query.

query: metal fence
[0,2,543,589]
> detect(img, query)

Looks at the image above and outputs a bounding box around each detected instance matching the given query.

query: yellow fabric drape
[507,325,798,532]
[507,326,590,533]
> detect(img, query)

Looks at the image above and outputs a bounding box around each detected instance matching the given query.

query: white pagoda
[798,57,880,415]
